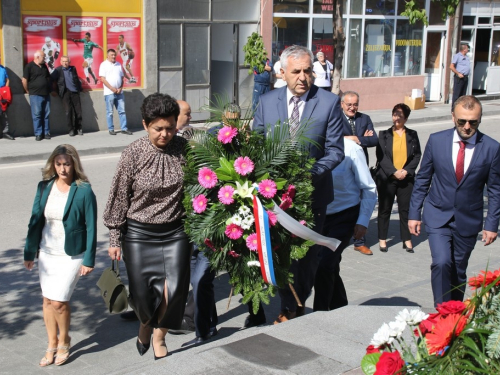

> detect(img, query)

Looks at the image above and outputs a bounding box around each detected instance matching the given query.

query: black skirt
[121,218,191,329]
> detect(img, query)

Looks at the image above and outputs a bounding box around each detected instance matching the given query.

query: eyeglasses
[456,119,480,127]
[342,103,358,108]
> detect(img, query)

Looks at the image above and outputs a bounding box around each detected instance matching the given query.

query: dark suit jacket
[253,85,345,208]
[342,112,378,163]
[51,65,82,98]
[375,126,422,183]
[409,128,500,236]
[24,179,98,267]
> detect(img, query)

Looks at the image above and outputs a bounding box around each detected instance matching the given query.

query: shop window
[494,16,500,24]
[429,1,446,25]
[213,0,259,21]
[478,17,490,25]
[158,0,209,20]
[365,0,395,16]
[185,25,209,84]
[350,0,363,15]
[312,18,334,62]
[274,0,309,14]
[491,31,500,66]
[159,24,181,67]
[313,0,347,14]
[346,18,362,78]
[272,17,309,59]
[363,19,393,77]
[239,24,259,64]
[394,20,423,76]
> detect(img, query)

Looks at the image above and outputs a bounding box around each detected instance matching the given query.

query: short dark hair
[453,95,482,116]
[392,103,411,119]
[107,49,116,54]
[141,93,180,126]
[85,32,91,37]
[119,34,124,39]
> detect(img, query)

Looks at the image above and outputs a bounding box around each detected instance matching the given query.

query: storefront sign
[365,44,391,52]
[396,39,422,47]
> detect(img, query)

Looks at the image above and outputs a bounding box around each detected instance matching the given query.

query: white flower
[231,214,242,226]
[388,320,407,338]
[235,181,254,199]
[247,261,260,267]
[370,323,394,347]
[395,308,429,326]
[238,205,251,217]
[241,216,254,230]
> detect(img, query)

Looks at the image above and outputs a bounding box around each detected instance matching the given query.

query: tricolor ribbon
[252,196,277,286]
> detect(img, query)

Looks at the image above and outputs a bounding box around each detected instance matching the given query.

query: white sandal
[39,348,57,367]
[55,342,71,366]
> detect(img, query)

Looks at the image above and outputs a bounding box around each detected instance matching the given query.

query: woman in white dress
[24,144,97,367]
[312,51,333,91]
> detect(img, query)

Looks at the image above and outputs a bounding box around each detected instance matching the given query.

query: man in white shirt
[313,138,377,311]
[99,49,131,135]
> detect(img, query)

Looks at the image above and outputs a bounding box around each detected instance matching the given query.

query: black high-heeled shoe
[379,244,388,252]
[136,338,150,356]
[403,243,414,253]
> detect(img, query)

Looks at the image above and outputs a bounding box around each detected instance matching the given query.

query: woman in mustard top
[375,103,422,253]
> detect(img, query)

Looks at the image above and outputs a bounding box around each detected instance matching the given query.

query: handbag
[96,260,129,314]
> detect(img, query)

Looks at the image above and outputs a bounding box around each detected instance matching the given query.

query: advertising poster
[23,16,63,73]
[66,17,104,90]
[106,17,141,87]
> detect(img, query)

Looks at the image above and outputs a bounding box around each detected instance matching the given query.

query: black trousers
[451,75,468,108]
[377,177,413,242]
[313,204,360,311]
[62,90,82,131]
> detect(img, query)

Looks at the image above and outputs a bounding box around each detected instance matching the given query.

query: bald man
[176,100,193,138]
[23,50,52,141]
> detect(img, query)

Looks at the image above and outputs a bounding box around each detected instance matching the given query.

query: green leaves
[361,353,381,375]
[243,32,267,74]
[400,0,429,26]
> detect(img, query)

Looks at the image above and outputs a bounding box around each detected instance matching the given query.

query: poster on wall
[23,16,63,73]
[106,17,141,87]
[66,17,104,90]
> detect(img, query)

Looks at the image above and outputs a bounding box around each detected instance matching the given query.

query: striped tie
[349,117,356,135]
[290,96,301,136]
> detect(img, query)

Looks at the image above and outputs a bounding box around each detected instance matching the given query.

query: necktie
[456,140,467,183]
[290,96,301,136]
[349,117,356,135]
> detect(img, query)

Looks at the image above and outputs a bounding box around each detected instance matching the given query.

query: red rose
[366,345,380,354]
[436,301,466,316]
[418,312,440,336]
[374,350,405,375]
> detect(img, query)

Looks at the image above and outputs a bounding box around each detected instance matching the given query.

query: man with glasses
[341,91,378,255]
[450,44,470,108]
[409,95,500,307]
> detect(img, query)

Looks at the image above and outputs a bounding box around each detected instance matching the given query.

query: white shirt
[452,129,477,174]
[40,184,69,256]
[99,60,124,96]
[286,88,309,122]
[326,139,377,228]
[313,60,333,87]
[273,61,286,88]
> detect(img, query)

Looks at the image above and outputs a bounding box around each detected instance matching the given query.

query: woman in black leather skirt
[104,93,191,360]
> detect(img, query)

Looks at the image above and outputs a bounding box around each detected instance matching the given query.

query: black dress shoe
[136,338,150,356]
[180,327,218,348]
[109,130,117,135]
[69,129,76,136]
[78,129,83,135]
[243,314,266,328]
[44,133,51,140]
[3,133,14,140]
[168,319,195,335]
[120,310,138,321]
[35,135,43,141]
[403,243,414,253]
[121,130,133,135]
[379,245,388,252]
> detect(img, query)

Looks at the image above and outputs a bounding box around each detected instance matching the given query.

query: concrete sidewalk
[2,98,500,165]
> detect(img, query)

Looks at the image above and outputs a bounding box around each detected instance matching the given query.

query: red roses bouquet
[361,266,500,374]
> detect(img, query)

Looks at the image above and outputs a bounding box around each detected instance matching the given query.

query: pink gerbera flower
[218,185,235,205]
[287,185,296,199]
[192,195,208,213]
[198,167,218,189]
[246,233,258,251]
[258,179,277,199]
[233,156,254,176]
[217,126,238,144]
[280,196,293,210]
[225,223,244,240]
[267,210,278,226]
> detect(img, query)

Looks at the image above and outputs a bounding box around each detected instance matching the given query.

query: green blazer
[24,179,97,267]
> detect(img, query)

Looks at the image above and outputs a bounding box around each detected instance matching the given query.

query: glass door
[424,31,445,101]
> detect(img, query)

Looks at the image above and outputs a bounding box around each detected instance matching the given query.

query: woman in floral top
[103,93,191,360]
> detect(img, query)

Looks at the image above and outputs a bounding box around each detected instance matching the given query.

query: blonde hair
[42,144,89,184]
